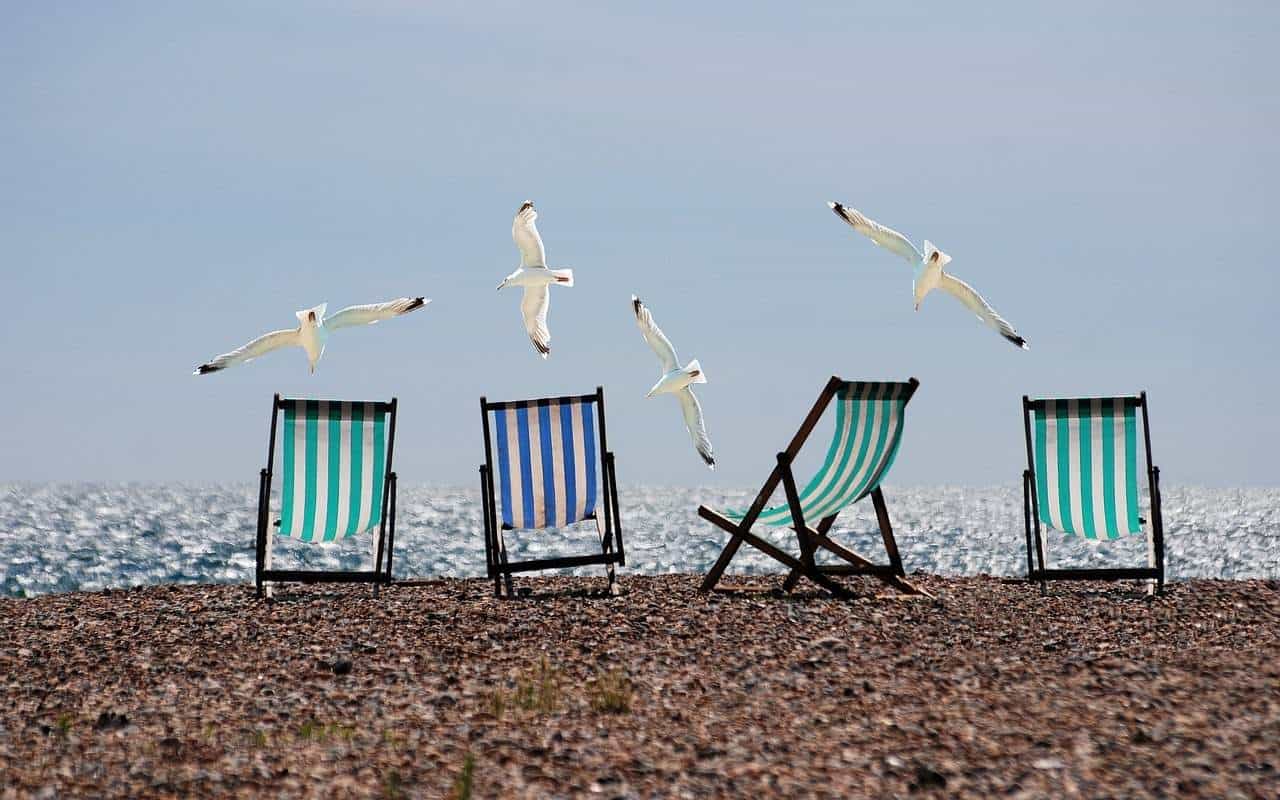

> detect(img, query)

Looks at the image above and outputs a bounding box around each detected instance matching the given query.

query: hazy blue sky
[2,1,1276,487]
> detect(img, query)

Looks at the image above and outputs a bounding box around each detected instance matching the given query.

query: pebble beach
[3,574,1277,798]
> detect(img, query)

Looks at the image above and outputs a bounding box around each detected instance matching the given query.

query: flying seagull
[194,296,429,375]
[828,201,1029,350]
[632,295,715,468]
[496,201,574,358]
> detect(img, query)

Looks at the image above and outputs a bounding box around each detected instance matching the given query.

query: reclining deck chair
[698,376,929,598]
[255,394,399,597]
[478,387,625,598]
[1022,393,1165,593]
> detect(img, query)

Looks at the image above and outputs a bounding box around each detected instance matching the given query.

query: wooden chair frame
[698,376,930,598]
[1021,392,1165,594]
[254,393,398,598]
[478,386,625,598]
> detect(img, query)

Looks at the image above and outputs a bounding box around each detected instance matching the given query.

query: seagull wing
[828,201,922,265]
[324,297,429,331]
[520,284,552,357]
[677,387,715,468]
[195,328,299,374]
[937,272,1029,350]
[512,201,546,267]
[631,295,679,373]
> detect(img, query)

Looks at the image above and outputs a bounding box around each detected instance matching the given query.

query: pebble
[0,574,1276,798]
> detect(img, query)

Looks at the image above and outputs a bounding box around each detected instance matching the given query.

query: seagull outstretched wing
[512,201,546,267]
[828,201,923,265]
[677,387,715,468]
[195,328,299,375]
[521,285,551,357]
[632,295,679,373]
[937,273,1029,350]
[324,297,429,331]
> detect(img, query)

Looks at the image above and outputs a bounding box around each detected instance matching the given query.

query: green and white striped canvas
[725,382,911,527]
[1031,397,1142,540]
[278,399,387,542]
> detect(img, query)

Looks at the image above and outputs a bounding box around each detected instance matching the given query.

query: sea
[1,484,1276,597]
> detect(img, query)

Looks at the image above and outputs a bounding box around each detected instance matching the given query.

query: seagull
[194,297,429,375]
[827,201,1029,350]
[496,201,574,358]
[632,295,715,469]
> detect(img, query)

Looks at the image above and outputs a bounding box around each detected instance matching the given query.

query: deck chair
[1022,393,1165,593]
[478,387,625,598]
[255,394,399,598]
[698,376,929,598]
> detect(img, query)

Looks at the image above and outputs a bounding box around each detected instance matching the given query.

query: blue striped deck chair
[697,376,929,598]
[254,394,400,597]
[1022,393,1165,594]
[478,387,624,597]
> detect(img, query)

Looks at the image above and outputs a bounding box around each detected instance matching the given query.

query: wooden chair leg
[597,515,619,596]
[498,530,515,598]
[255,530,265,600]
[262,533,275,600]
[871,488,905,577]
[698,506,748,592]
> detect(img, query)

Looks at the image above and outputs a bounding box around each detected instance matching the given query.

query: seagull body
[497,201,574,358]
[194,296,428,375]
[827,201,1029,350]
[632,295,715,469]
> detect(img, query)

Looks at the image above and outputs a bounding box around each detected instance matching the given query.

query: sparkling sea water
[1,484,1276,597]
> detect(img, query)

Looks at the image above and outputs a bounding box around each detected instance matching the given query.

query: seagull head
[922,241,952,270]
[295,303,328,327]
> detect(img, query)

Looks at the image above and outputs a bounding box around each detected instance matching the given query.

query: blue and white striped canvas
[491,398,599,529]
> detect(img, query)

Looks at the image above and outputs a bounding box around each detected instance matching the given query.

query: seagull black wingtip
[405,296,427,313]
[1004,333,1030,350]
[194,363,222,375]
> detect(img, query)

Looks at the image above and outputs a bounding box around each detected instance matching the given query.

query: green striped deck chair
[1021,393,1165,593]
[478,387,625,598]
[254,394,400,597]
[697,376,929,598]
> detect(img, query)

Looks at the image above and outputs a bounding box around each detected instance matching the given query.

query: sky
[1,1,1276,488]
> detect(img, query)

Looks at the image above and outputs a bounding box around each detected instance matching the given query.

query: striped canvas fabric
[278,400,387,542]
[491,398,598,529]
[725,382,911,528]
[1031,398,1142,540]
